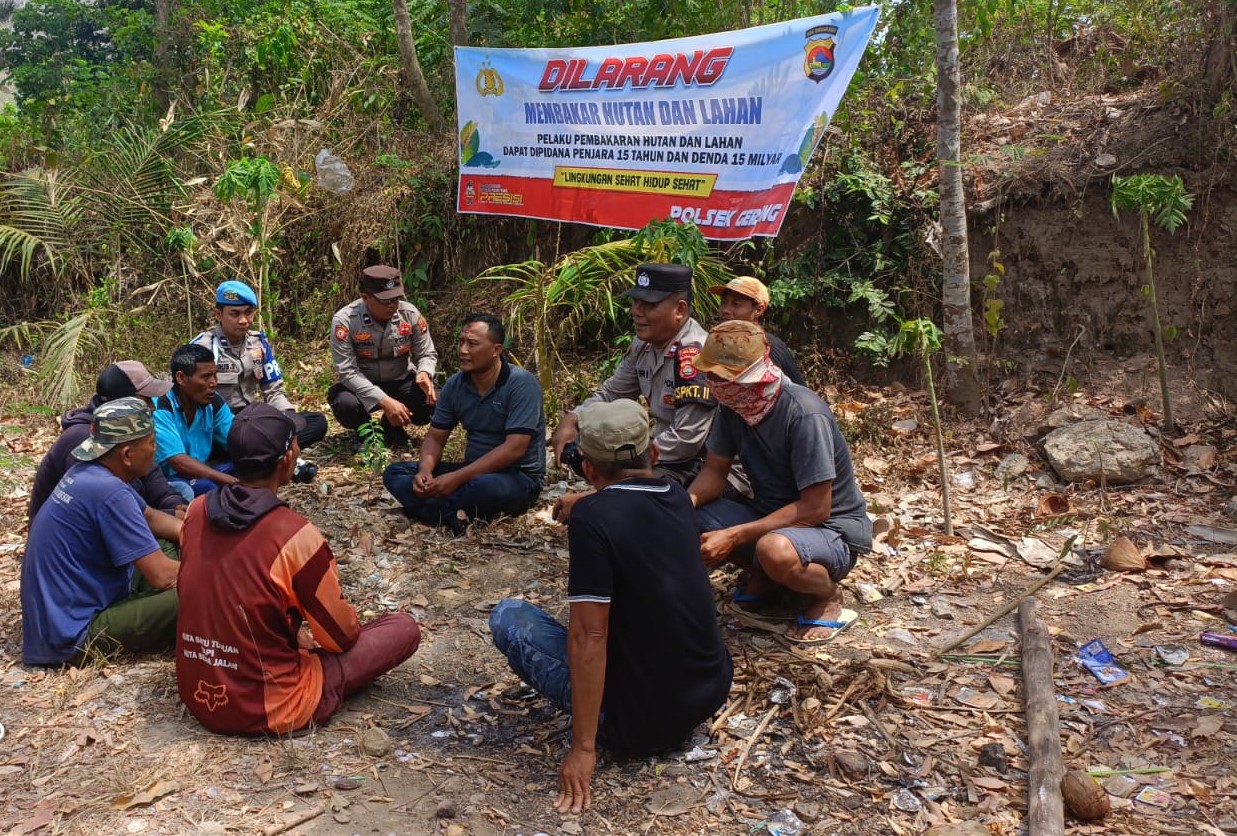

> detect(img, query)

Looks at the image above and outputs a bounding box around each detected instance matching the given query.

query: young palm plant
[475,219,728,407]
[1109,174,1193,433]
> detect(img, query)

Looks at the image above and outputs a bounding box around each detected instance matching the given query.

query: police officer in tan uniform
[191,281,328,462]
[550,263,716,493]
[328,265,438,447]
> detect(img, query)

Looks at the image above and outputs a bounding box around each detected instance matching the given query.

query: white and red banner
[454,7,879,240]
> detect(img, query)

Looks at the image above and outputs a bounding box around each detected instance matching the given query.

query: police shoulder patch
[334,324,349,342]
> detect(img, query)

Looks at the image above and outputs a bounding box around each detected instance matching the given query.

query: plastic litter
[1200,631,1237,651]
[766,809,805,835]
[1077,638,1131,685]
[315,148,354,194]
[892,788,922,812]
[1153,644,1190,666]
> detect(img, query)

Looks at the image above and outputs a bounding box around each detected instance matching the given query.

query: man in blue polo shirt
[383,313,545,534]
[153,343,236,499]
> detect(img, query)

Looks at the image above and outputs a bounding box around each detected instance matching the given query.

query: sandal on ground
[784,609,859,647]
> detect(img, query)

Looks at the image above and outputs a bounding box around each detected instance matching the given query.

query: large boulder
[1042,420,1159,484]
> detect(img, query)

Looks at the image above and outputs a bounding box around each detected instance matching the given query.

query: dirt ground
[1,354,1235,836]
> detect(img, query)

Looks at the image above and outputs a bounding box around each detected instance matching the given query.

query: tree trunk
[153,0,176,113]
[1202,0,1235,110]
[933,0,982,415]
[447,0,468,50]
[391,0,448,134]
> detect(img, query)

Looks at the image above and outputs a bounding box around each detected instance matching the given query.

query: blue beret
[216,280,258,307]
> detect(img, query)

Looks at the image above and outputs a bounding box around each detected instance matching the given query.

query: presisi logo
[636,271,651,287]
[539,48,733,92]
[803,25,838,83]
[476,60,504,97]
[194,680,229,711]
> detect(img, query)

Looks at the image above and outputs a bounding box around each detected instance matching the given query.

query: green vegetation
[0,0,1230,407]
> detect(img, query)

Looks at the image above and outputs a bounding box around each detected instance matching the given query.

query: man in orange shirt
[175,404,420,735]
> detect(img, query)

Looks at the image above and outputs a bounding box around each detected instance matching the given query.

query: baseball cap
[71,397,154,461]
[708,276,770,308]
[360,265,405,301]
[624,263,692,303]
[227,403,297,476]
[96,360,172,400]
[695,320,770,382]
[216,280,258,307]
[577,400,650,464]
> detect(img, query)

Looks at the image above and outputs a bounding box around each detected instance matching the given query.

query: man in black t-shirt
[489,400,732,815]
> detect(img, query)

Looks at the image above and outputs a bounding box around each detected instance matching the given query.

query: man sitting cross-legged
[176,404,421,736]
[688,321,872,645]
[490,400,733,814]
[382,313,545,535]
[21,398,181,666]
[153,343,236,500]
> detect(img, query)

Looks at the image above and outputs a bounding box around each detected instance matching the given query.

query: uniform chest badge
[355,332,372,342]
[398,320,412,336]
[334,324,349,342]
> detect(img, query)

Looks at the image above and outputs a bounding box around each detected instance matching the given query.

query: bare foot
[786,591,846,642]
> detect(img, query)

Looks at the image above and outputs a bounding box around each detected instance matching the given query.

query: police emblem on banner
[803,25,838,83]
[476,61,504,97]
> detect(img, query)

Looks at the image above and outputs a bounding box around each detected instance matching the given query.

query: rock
[841,794,866,810]
[360,727,394,757]
[884,627,918,646]
[995,453,1030,482]
[792,800,821,822]
[1061,769,1110,821]
[435,800,457,819]
[977,742,1008,773]
[1046,405,1108,429]
[930,598,955,620]
[1224,498,1237,521]
[833,751,870,780]
[1042,420,1158,484]
[189,825,227,836]
[892,418,918,434]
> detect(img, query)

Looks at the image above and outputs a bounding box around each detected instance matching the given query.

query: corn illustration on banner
[454,6,880,240]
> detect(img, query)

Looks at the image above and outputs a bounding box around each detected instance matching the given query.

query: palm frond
[36,311,106,408]
[0,169,81,279]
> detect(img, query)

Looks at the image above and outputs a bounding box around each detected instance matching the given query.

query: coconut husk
[1100,535,1145,572]
[1061,769,1111,821]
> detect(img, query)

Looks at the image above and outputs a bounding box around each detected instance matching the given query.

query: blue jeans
[488,599,572,713]
[168,461,235,501]
[382,461,541,531]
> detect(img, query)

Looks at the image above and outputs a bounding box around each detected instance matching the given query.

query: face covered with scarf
[696,320,784,426]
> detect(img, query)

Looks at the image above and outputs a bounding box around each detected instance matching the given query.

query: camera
[560,441,586,478]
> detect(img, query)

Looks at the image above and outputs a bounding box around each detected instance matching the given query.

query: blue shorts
[696,498,858,582]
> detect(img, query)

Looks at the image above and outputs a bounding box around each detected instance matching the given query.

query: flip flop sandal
[731,588,775,607]
[784,608,858,646]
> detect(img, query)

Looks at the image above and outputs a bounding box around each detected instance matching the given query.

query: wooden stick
[731,704,779,793]
[936,563,1064,657]
[1019,600,1065,836]
[262,804,325,836]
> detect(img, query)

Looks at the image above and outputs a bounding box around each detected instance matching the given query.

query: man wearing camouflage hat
[176,404,421,735]
[550,262,716,504]
[708,276,805,386]
[21,397,182,666]
[328,265,439,448]
[29,360,185,521]
[491,400,731,814]
[191,279,324,481]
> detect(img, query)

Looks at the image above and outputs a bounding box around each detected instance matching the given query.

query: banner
[454,7,879,240]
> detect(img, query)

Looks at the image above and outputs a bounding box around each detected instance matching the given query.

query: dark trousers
[383,461,542,532]
[327,375,433,436]
[234,406,327,451]
[312,613,421,726]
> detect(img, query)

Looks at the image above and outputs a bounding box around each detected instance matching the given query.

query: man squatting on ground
[490,399,733,813]
[690,321,873,644]
[383,313,546,535]
[328,265,439,448]
[21,398,182,666]
[191,279,326,481]
[28,360,185,522]
[153,343,237,500]
[176,404,420,736]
